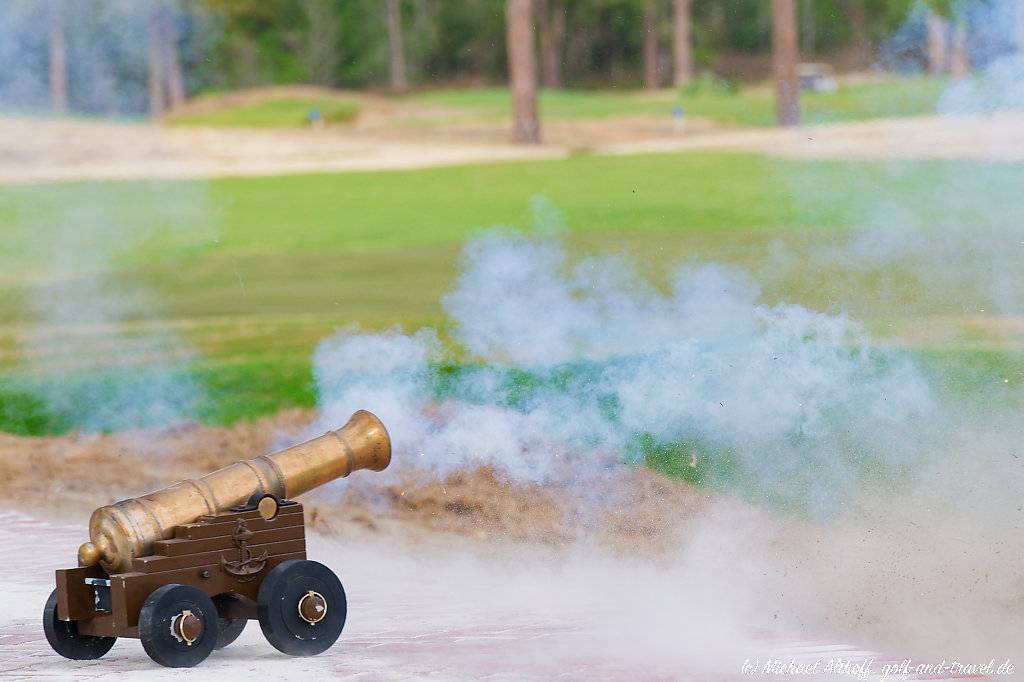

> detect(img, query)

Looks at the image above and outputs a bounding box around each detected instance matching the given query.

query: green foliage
[424,0,508,82]
[691,0,919,56]
[919,0,955,18]
[189,0,924,92]
[0,0,935,111]
[1,0,941,115]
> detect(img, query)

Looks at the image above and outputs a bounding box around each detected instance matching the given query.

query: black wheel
[42,589,116,660]
[214,617,246,649]
[257,560,346,656]
[138,584,219,668]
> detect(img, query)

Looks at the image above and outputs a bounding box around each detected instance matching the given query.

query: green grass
[168,97,361,128]
[166,76,945,131]
[0,359,316,436]
[6,152,1019,284]
[2,151,1024,435]
[412,75,947,127]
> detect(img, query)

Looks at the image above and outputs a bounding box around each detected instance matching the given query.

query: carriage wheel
[257,560,346,656]
[42,589,117,660]
[138,584,219,668]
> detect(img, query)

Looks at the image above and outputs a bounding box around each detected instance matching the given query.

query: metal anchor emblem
[221,519,267,581]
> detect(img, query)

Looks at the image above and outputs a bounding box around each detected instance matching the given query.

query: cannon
[42,410,391,668]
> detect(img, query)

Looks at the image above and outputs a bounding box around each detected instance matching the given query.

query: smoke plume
[0,0,211,116]
[313,8,1024,659]
[314,228,940,516]
[8,181,214,433]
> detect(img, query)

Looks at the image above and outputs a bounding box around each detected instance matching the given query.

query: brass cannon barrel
[78,410,391,573]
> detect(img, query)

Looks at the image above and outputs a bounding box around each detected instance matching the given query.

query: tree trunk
[301,0,342,86]
[672,0,692,87]
[800,0,815,54]
[772,0,800,127]
[949,18,969,80]
[538,1,551,85]
[841,0,870,65]
[49,5,67,113]
[927,13,948,74]
[538,0,565,89]
[506,0,540,144]
[147,9,165,118]
[162,8,186,108]
[643,0,659,90]
[386,0,408,91]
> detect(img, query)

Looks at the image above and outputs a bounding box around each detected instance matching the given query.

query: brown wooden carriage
[45,495,346,667]
[42,410,391,669]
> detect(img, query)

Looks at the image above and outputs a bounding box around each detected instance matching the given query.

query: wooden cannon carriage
[43,411,391,668]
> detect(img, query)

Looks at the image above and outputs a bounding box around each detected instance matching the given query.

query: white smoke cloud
[882,0,1024,75]
[314,231,938,511]
[939,53,1024,114]
[935,0,1024,116]
[307,2,1024,660]
[11,181,215,433]
[0,0,221,432]
[0,0,211,116]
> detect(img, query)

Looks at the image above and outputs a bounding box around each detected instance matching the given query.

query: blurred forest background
[0,0,1001,117]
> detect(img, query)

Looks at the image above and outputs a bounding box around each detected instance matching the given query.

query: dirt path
[2,112,1022,185]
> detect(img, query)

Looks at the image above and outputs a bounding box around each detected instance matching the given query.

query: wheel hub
[172,610,203,645]
[297,591,327,625]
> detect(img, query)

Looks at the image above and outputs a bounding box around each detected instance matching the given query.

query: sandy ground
[603,112,1024,162]
[2,111,1023,185]
[0,509,901,682]
[0,116,562,184]
[0,415,1017,680]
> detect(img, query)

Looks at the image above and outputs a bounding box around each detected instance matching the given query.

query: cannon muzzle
[78,410,391,573]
